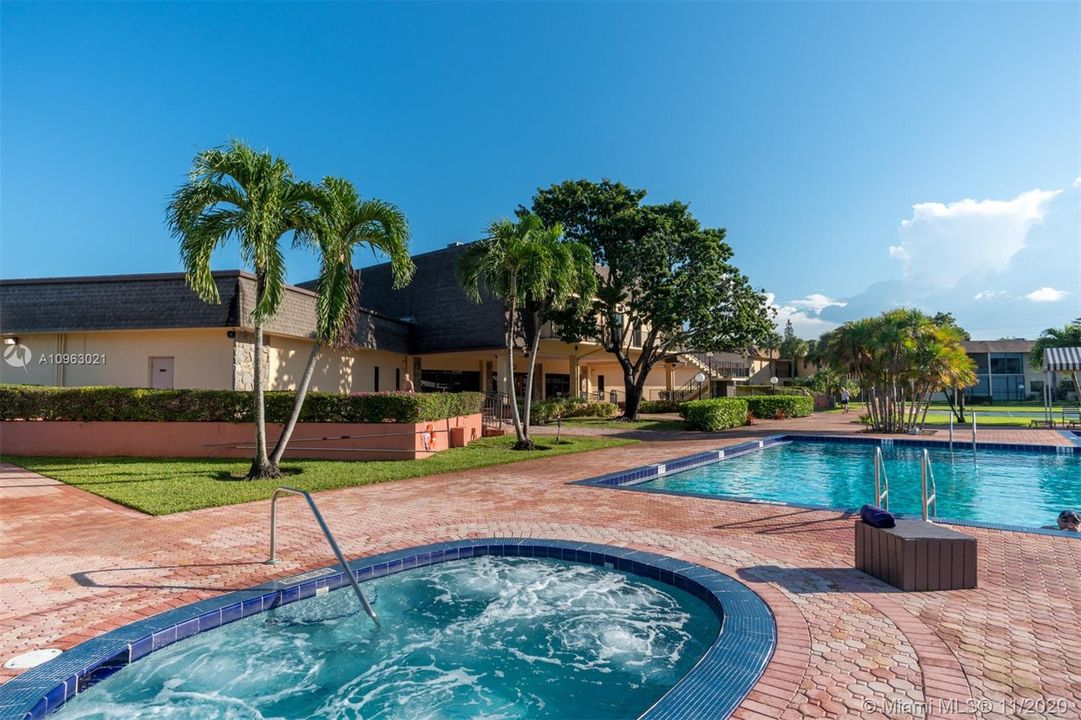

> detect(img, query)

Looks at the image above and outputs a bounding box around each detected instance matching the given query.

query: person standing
[840,386,851,413]
[402,372,416,394]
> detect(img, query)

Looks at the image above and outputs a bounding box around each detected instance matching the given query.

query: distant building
[960,340,1037,403]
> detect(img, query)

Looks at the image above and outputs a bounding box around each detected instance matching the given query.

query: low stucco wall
[0,414,483,461]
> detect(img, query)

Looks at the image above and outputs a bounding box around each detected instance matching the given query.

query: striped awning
[1042,346,1081,372]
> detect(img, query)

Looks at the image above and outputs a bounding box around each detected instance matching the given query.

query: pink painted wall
[0,414,483,461]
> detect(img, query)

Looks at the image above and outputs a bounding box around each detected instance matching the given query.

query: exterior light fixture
[3,337,17,345]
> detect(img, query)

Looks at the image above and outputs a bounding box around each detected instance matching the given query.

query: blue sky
[2,1,1078,339]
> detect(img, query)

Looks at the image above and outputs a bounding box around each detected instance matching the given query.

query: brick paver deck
[2,414,1079,718]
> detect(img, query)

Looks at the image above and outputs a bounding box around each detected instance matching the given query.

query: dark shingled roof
[962,339,1033,354]
[0,271,413,354]
[353,243,506,353]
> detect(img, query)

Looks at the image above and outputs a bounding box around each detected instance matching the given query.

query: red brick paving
[1,414,1079,719]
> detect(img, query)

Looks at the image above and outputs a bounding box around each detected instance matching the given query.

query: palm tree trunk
[246,320,281,480]
[520,329,541,447]
[269,342,322,466]
[504,298,528,448]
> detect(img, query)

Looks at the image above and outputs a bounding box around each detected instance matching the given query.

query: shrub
[639,400,683,414]
[679,398,748,431]
[743,394,814,419]
[562,400,618,418]
[734,384,810,397]
[528,398,567,425]
[0,385,484,424]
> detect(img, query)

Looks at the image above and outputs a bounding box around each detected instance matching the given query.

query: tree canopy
[525,179,773,419]
[818,308,976,433]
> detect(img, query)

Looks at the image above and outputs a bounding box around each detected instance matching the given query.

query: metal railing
[482,391,512,429]
[873,446,889,510]
[920,450,938,521]
[266,487,378,624]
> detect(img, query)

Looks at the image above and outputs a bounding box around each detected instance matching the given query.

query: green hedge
[528,397,619,425]
[679,398,748,431]
[743,394,814,419]
[0,385,484,424]
[734,384,810,397]
[639,400,684,414]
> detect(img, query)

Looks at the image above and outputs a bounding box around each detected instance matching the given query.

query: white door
[150,357,174,389]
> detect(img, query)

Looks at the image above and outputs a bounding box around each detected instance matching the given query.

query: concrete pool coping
[0,539,776,720]
[574,433,1081,540]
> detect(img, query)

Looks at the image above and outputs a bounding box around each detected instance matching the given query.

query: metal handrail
[266,487,378,624]
[873,446,889,510]
[920,450,937,521]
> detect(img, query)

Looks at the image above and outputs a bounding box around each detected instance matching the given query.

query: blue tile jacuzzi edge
[575,433,1081,540]
[0,539,776,720]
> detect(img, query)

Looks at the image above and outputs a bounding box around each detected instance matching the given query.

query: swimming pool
[0,540,775,720]
[585,436,1081,533]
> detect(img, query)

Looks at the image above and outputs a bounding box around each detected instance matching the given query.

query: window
[545,373,571,398]
[420,370,481,392]
[598,375,605,393]
[374,366,380,392]
[395,368,401,391]
[989,353,1024,375]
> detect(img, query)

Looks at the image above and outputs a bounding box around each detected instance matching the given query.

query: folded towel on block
[860,504,896,528]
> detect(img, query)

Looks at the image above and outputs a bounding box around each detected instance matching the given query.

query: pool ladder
[873,447,938,521]
[266,487,379,624]
[920,449,938,521]
[873,447,890,510]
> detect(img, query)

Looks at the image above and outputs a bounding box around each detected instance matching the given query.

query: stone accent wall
[232,331,268,391]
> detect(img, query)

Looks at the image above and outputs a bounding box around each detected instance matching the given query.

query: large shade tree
[268,177,414,467]
[457,214,593,449]
[168,140,317,479]
[818,309,976,433]
[1029,317,1081,400]
[526,179,774,419]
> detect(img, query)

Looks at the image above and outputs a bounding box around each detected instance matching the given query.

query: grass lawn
[557,416,688,432]
[926,402,1072,414]
[821,408,1046,427]
[921,414,1037,427]
[2,435,635,516]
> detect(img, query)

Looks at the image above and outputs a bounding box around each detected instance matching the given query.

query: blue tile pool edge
[575,433,1081,540]
[0,539,776,720]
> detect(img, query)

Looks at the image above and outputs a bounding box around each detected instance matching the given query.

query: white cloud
[1025,286,1069,303]
[765,292,840,338]
[1073,176,1081,189]
[889,189,1060,288]
[788,293,846,314]
[973,290,1007,302]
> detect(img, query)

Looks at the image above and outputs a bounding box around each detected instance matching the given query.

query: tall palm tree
[269,177,413,466]
[1030,318,1081,400]
[518,226,596,436]
[457,214,591,449]
[167,140,316,479]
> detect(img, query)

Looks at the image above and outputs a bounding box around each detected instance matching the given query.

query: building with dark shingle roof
[0,271,412,392]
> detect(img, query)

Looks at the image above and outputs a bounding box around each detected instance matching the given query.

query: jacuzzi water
[57,556,720,719]
[639,441,1080,529]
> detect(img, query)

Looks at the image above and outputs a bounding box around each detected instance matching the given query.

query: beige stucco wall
[0,329,234,389]
[263,335,407,393]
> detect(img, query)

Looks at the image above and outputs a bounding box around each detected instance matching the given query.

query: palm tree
[457,214,591,449]
[818,309,974,433]
[167,140,316,479]
[268,177,414,467]
[1030,318,1081,401]
[517,227,596,436]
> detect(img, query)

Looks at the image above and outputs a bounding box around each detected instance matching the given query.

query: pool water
[640,441,1080,530]
[57,556,720,719]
